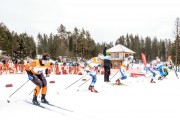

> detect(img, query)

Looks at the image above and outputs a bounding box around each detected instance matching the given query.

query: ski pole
[77,78,91,91]
[109,69,119,81]
[7,80,29,103]
[28,89,34,96]
[173,66,179,79]
[65,74,88,89]
[174,69,179,79]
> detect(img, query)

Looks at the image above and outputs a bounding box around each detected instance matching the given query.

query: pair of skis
[23,99,74,113]
[111,83,127,86]
[25,100,53,111]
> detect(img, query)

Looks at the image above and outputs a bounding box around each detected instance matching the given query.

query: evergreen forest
[0,18,180,67]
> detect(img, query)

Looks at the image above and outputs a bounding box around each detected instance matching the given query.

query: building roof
[107,44,135,54]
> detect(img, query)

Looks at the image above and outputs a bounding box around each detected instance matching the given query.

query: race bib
[33,67,46,74]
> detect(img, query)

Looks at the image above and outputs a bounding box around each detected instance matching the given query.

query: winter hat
[42,53,50,60]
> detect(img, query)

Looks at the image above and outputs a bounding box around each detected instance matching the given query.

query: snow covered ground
[0,70,180,120]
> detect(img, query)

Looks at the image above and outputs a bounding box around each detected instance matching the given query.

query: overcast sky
[0,0,179,44]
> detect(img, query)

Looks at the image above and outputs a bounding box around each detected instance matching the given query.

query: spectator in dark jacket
[103,45,112,82]
[103,53,112,82]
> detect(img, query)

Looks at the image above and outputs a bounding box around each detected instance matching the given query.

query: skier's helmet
[42,53,50,61]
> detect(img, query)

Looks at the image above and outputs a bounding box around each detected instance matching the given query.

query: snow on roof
[107,44,135,54]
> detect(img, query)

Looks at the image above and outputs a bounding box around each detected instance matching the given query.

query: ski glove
[28,75,33,80]
[86,70,90,74]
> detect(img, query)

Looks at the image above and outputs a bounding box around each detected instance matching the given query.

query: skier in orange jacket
[25,53,51,105]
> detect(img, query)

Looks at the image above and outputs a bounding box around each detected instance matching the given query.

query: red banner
[141,53,147,67]
[167,55,172,62]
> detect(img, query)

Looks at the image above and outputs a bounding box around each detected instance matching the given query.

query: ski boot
[150,79,156,83]
[116,79,121,85]
[41,94,49,104]
[158,77,163,80]
[91,86,98,93]
[32,95,40,105]
[88,85,93,90]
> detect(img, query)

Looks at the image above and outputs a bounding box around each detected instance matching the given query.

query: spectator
[103,53,112,82]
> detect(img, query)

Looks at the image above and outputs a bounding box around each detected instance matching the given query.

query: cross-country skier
[163,62,171,78]
[146,64,156,83]
[115,62,128,85]
[25,53,51,105]
[155,62,166,80]
[150,56,164,80]
[84,54,103,93]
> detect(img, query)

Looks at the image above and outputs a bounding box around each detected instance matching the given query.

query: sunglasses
[43,57,50,61]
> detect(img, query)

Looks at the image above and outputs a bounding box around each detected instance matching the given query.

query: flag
[167,55,172,62]
[141,53,147,67]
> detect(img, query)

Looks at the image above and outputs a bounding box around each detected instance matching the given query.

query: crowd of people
[0,58,88,75]
[0,58,25,74]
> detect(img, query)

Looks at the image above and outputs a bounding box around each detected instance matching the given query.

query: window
[114,53,119,58]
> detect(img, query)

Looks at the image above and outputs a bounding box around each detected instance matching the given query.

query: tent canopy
[106,44,135,54]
